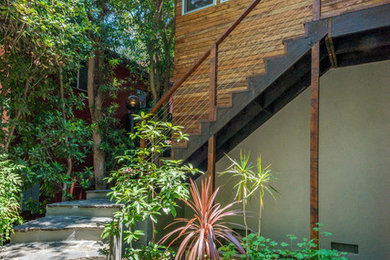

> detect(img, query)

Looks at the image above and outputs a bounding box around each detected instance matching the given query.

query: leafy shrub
[102,113,201,249]
[0,154,24,246]
[219,226,348,260]
[11,110,93,208]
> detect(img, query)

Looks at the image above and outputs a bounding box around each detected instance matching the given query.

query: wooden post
[208,44,218,193]
[207,134,216,193]
[310,0,321,244]
[310,42,320,243]
[140,139,146,149]
[313,0,321,20]
[209,44,218,121]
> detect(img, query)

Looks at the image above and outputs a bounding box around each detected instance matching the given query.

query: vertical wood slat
[310,0,321,244]
[209,44,218,121]
[207,134,216,193]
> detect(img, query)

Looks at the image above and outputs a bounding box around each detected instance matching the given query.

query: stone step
[86,190,111,200]
[0,241,108,260]
[11,216,112,243]
[46,199,122,217]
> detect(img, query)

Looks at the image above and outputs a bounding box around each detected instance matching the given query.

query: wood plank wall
[172,0,388,133]
[321,0,390,18]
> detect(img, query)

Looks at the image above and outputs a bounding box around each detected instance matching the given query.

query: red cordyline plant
[160,177,247,260]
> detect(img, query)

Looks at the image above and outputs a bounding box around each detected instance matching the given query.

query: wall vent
[331,242,359,254]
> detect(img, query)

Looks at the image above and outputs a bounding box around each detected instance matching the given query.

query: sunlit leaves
[104,115,202,249]
[220,151,278,236]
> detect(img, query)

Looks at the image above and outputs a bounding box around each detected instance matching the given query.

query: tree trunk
[92,131,105,189]
[149,59,158,103]
[87,51,106,190]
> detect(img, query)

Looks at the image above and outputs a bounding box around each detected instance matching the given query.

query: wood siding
[172,0,388,133]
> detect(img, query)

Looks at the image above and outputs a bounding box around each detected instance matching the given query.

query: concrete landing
[0,241,107,260]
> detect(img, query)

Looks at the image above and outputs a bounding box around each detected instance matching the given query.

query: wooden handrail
[150,0,262,114]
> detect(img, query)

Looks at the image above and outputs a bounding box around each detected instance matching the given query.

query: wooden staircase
[151,3,390,174]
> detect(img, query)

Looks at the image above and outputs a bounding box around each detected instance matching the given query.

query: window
[182,0,216,14]
[71,62,88,91]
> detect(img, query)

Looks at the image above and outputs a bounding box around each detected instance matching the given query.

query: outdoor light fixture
[126,95,140,110]
[125,95,141,134]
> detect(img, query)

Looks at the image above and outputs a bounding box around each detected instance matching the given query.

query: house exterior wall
[210,60,390,259]
[175,0,387,78]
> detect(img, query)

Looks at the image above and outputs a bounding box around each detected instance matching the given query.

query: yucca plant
[220,150,254,236]
[249,156,278,236]
[160,177,246,260]
[221,152,278,237]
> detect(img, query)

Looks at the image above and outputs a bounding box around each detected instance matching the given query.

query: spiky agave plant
[160,177,246,260]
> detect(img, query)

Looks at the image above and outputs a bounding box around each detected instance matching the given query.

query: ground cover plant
[219,225,348,259]
[103,113,201,258]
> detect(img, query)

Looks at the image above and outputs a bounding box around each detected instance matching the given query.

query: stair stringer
[172,21,329,164]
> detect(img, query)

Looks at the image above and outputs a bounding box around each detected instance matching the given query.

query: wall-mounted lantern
[125,95,141,133]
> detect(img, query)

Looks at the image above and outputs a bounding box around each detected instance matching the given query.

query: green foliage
[222,151,254,202]
[0,0,92,114]
[125,242,175,260]
[221,151,278,236]
[103,113,201,247]
[0,154,24,246]
[97,102,135,173]
[115,0,175,101]
[219,226,348,260]
[9,102,93,211]
[0,0,94,207]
